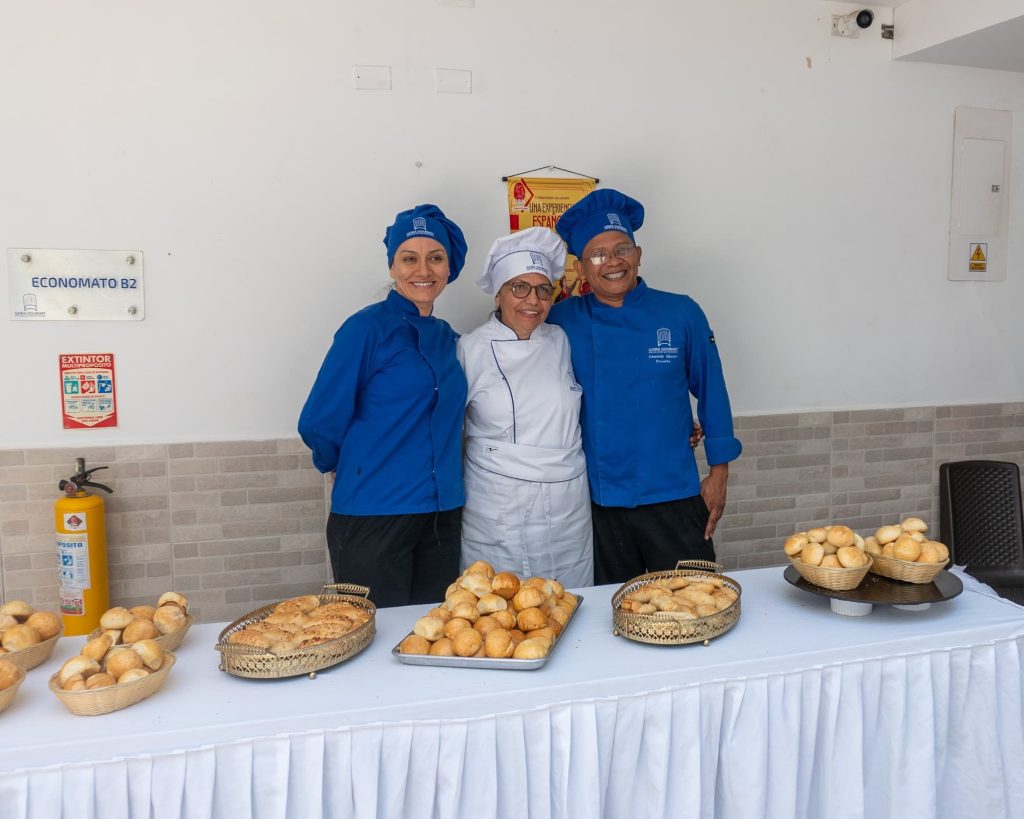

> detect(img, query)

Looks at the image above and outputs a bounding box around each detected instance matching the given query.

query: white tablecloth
[1,567,1023,819]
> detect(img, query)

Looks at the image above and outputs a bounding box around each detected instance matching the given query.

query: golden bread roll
[117,668,150,684]
[882,543,895,558]
[546,606,570,627]
[102,629,123,645]
[664,576,689,590]
[451,628,482,657]
[919,542,945,564]
[450,601,480,623]
[806,528,827,544]
[476,593,508,614]
[444,581,460,598]
[908,531,925,542]
[63,674,86,691]
[925,541,949,562]
[268,639,300,656]
[836,546,867,568]
[427,606,451,623]
[413,616,446,642]
[157,591,189,612]
[820,555,842,568]
[0,613,18,632]
[512,638,549,660]
[445,589,478,610]
[784,534,808,556]
[516,607,547,632]
[443,617,472,639]
[399,635,431,655]
[853,532,865,549]
[822,542,838,556]
[25,611,61,640]
[105,648,144,678]
[85,672,117,690]
[892,536,922,562]
[459,573,493,598]
[863,536,882,555]
[275,595,320,615]
[131,638,165,670]
[826,525,855,548]
[59,655,100,686]
[122,618,159,643]
[876,525,902,545]
[228,629,272,648]
[801,542,825,567]
[490,572,521,600]
[100,607,134,630]
[473,615,503,637]
[464,560,496,579]
[484,628,515,658]
[2,624,41,652]
[543,616,564,636]
[901,517,928,533]
[508,628,527,646]
[153,605,187,635]
[523,577,554,597]
[694,603,717,617]
[0,659,22,691]
[528,625,557,643]
[490,609,517,630]
[129,605,156,621]
[0,600,33,619]
[512,586,546,611]
[83,633,113,661]
[428,637,456,656]
[561,591,579,608]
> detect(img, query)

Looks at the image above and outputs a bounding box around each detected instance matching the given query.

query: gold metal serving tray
[391,595,584,671]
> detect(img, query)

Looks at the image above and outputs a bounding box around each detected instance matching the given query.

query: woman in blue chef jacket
[298,204,469,608]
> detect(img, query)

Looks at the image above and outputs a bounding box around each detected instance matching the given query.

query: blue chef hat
[555,189,645,258]
[383,203,468,282]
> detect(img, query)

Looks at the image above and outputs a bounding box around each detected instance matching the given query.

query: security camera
[832,9,875,38]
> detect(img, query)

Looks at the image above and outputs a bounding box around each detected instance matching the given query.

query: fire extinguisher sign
[59,353,117,429]
[57,534,90,614]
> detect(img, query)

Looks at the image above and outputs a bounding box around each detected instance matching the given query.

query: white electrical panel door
[948,107,1011,282]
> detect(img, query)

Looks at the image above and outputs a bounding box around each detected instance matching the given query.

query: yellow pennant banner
[507,176,595,300]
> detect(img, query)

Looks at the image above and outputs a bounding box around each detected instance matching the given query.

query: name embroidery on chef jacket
[647,327,679,364]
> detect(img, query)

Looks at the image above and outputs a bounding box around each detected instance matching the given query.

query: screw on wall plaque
[68,305,78,315]
[126,255,136,264]
[20,254,31,263]
[128,306,137,315]
[992,185,1001,193]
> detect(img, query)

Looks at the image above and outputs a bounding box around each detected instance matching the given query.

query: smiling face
[389,237,450,315]
[495,272,553,339]
[575,230,642,307]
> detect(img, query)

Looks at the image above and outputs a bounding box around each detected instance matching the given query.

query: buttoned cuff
[704,436,742,466]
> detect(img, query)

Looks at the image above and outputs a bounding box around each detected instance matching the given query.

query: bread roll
[228,629,271,648]
[464,560,496,579]
[25,611,61,640]
[822,542,838,556]
[0,659,22,691]
[892,536,922,562]
[413,616,446,642]
[459,573,493,598]
[131,638,165,670]
[63,674,87,691]
[428,637,456,656]
[2,624,41,652]
[122,618,159,643]
[512,638,549,660]
[876,525,901,545]
[926,541,949,563]
[0,600,33,619]
[901,517,928,533]
[157,591,189,612]
[473,615,503,637]
[863,536,882,555]
[59,655,100,686]
[476,593,508,614]
[484,628,515,658]
[512,586,546,612]
[100,607,134,630]
[546,606,570,627]
[820,555,842,568]
[919,542,945,564]
[882,543,895,558]
[784,534,808,556]
[117,668,150,684]
[490,572,521,600]
[451,628,482,657]
[443,617,472,640]
[275,595,320,615]
[129,605,156,621]
[106,647,144,678]
[0,614,18,632]
[561,591,579,609]
[399,635,431,655]
[83,633,113,661]
[837,546,867,568]
[450,602,480,623]
[910,531,926,543]
[826,525,855,548]
[806,528,828,544]
[853,532,865,549]
[490,609,517,630]
[85,672,117,690]
[445,589,478,610]
[801,542,825,567]
[508,628,527,646]
[102,629,123,646]
[427,606,451,623]
[516,607,547,632]
[153,605,187,635]
[523,577,554,597]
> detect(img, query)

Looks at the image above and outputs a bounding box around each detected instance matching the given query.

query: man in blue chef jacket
[548,188,742,584]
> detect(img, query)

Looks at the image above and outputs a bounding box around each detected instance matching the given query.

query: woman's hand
[689,422,704,450]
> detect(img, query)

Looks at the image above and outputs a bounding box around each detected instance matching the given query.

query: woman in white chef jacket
[457,227,594,587]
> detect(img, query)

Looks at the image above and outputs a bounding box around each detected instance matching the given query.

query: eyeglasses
[505,281,555,300]
[586,244,636,266]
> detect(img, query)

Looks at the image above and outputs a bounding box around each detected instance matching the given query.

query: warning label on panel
[969,243,988,273]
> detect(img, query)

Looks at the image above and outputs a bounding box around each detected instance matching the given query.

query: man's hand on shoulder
[700,464,729,539]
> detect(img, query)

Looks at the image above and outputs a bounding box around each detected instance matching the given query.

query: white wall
[2,0,1023,448]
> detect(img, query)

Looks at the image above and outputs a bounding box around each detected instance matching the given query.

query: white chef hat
[476,227,568,295]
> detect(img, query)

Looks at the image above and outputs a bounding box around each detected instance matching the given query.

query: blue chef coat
[547,278,741,508]
[298,289,467,516]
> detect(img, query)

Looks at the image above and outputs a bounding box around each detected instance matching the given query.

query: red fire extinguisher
[55,459,113,636]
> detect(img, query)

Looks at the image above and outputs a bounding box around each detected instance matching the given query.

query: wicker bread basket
[216,584,376,680]
[788,555,872,591]
[868,552,947,584]
[87,615,192,653]
[48,652,176,716]
[611,561,742,646]
[0,665,27,715]
[4,625,63,672]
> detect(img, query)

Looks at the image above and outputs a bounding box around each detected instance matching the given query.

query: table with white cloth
[1,566,1023,819]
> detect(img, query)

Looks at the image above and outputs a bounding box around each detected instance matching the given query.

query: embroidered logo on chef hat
[406,216,436,239]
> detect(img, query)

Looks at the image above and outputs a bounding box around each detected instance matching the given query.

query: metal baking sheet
[391,595,584,670]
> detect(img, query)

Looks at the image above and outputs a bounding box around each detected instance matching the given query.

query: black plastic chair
[939,460,1024,604]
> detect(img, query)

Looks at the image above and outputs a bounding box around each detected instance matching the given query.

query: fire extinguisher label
[63,512,87,531]
[56,534,91,593]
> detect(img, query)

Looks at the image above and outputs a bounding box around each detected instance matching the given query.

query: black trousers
[326,509,461,608]
[591,495,714,585]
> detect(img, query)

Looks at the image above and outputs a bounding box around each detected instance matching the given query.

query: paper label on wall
[57,533,91,596]
[969,243,988,272]
[59,353,118,429]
